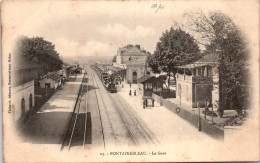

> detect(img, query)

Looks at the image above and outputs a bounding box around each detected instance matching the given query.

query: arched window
[146,71,150,75]
[21,98,25,117]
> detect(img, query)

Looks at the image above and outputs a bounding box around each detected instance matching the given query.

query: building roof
[44,72,61,81]
[118,45,150,56]
[137,75,164,84]
[63,62,71,68]
[175,53,219,69]
[195,53,219,63]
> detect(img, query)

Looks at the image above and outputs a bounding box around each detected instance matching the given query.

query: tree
[149,27,201,87]
[187,11,250,116]
[147,54,160,74]
[15,36,63,76]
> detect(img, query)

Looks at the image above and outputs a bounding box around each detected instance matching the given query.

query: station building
[39,72,62,90]
[113,44,154,83]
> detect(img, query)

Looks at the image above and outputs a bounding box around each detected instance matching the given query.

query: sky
[2,0,259,60]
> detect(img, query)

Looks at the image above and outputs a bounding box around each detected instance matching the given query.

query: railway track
[112,94,160,146]
[60,74,88,151]
[61,68,156,150]
[92,68,155,147]
[90,69,118,148]
[110,94,154,147]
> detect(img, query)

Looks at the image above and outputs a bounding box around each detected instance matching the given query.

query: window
[207,67,212,76]
[201,67,205,77]
[198,68,202,76]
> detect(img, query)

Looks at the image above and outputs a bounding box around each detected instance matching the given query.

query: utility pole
[218,49,224,118]
[144,56,147,76]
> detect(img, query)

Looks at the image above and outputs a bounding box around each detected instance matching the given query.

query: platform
[21,74,84,144]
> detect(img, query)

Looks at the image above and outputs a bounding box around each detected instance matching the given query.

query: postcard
[1,0,260,162]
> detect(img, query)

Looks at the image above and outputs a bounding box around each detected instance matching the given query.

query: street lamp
[197,102,201,132]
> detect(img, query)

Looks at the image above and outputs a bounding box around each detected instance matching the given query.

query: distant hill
[63,55,114,66]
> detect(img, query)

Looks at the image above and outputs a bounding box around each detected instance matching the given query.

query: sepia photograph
[1,0,259,162]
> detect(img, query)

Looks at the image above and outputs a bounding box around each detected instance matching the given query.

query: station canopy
[107,65,125,72]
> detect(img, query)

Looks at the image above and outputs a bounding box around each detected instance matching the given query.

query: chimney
[135,45,140,49]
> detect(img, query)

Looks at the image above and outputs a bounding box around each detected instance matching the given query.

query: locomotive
[93,66,117,93]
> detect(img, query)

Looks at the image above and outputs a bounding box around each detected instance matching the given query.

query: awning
[137,75,154,83]
[137,75,164,84]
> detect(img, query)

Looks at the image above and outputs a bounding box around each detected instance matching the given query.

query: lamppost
[129,83,132,96]
[197,102,201,132]
[160,88,162,106]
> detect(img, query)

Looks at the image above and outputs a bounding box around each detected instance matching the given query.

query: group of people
[143,98,155,109]
[128,83,155,109]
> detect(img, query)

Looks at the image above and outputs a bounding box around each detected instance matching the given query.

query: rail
[60,73,86,151]
[91,67,154,147]
[89,69,108,149]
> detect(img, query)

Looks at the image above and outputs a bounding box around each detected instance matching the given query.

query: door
[21,98,25,117]
[133,71,137,83]
[45,83,51,89]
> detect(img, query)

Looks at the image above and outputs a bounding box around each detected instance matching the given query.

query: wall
[13,68,38,87]
[121,55,147,63]
[152,93,163,106]
[138,83,144,96]
[212,67,219,106]
[62,68,68,79]
[152,92,224,140]
[126,66,144,83]
[176,79,193,108]
[54,82,58,89]
[40,78,55,89]
[116,55,122,64]
[194,84,212,107]
[12,80,35,121]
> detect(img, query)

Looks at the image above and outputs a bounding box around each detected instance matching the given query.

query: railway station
[12,39,226,153]
[3,2,256,162]
[19,61,219,152]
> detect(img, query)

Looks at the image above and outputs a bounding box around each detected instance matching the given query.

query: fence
[152,93,224,140]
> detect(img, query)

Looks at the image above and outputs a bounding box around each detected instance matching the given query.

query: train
[92,65,117,93]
